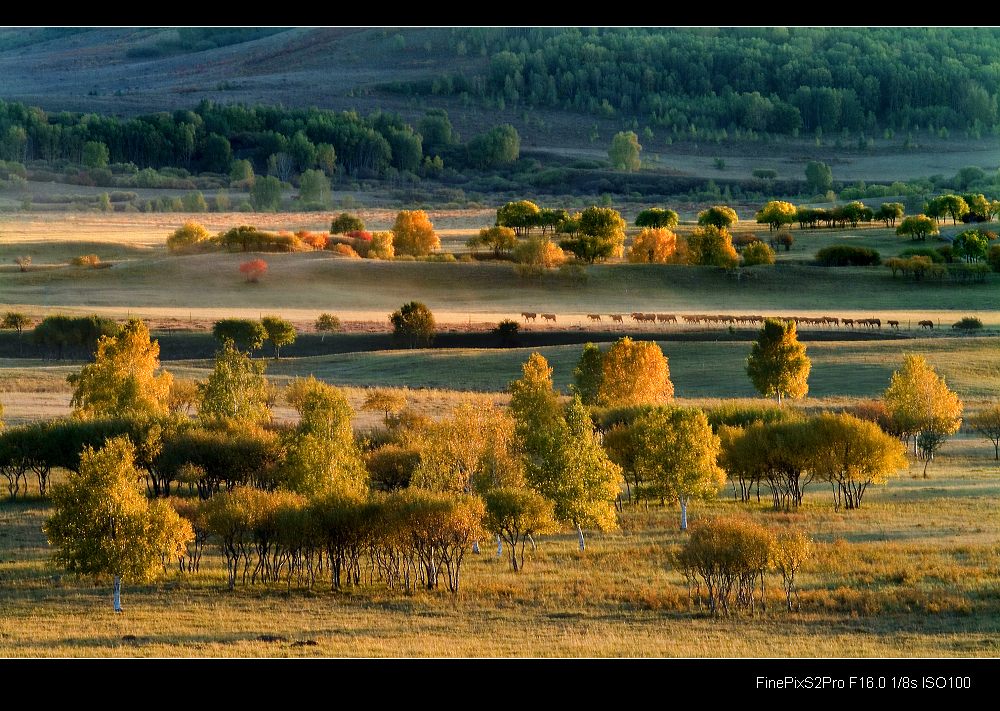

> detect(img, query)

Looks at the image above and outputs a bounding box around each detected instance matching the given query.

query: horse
[610,314,624,323]
[918,320,934,329]
[541,313,557,323]
[521,312,537,322]
[587,314,602,322]
[887,320,899,329]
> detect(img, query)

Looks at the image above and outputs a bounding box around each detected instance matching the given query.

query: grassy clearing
[1,441,998,657]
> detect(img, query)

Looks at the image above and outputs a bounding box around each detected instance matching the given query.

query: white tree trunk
[680,497,689,531]
[472,540,480,555]
[495,534,503,558]
[113,575,122,613]
[576,522,586,551]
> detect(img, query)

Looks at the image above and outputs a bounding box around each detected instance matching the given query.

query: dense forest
[0,100,518,178]
[386,27,1000,136]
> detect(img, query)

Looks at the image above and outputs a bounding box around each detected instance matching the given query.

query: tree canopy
[746,319,810,404]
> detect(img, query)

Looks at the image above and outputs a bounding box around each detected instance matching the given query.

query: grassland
[2,212,998,331]
[2,209,1000,659]
[1,441,998,657]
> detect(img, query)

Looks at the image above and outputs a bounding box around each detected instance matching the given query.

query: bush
[296,231,329,250]
[330,212,365,234]
[732,233,761,251]
[332,243,360,258]
[741,241,775,266]
[989,244,1000,272]
[167,221,212,253]
[952,317,983,331]
[815,245,881,266]
[367,231,394,260]
[181,191,208,212]
[704,401,791,431]
[492,319,520,346]
[899,247,944,263]
[773,232,794,251]
[70,254,102,268]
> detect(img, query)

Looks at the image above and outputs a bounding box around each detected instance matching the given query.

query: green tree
[805,160,833,193]
[393,210,440,256]
[755,200,798,231]
[496,200,541,236]
[608,130,641,171]
[883,354,963,476]
[229,159,255,186]
[282,377,366,496]
[260,315,296,359]
[560,206,626,262]
[67,319,173,420]
[509,353,564,465]
[390,301,436,348]
[211,319,267,353]
[81,141,109,169]
[419,109,455,155]
[697,205,738,229]
[635,207,678,229]
[876,202,904,227]
[316,143,337,175]
[597,337,673,407]
[468,226,517,256]
[685,225,739,267]
[1,311,30,338]
[181,191,207,212]
[953,229,989,262]
[484,487,557,571]
[466,124,520,168]
[528,396,622,551]
[298,169,330,208]
[44,437,192,612]
[288,131,317,172]
[314,313,341,341]
[896,214,939,240]
[746,319,810,404]
[970,404,1000,460]
[330,212,365,234]
[632,406,725,529]
[198,341,273,428]
[937,194,969,224]
[250,175,282,212]
[572,343,604,405]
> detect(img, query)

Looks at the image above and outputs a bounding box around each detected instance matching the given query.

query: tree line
[398,28,1000,136]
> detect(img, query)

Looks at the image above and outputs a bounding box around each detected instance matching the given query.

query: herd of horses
[520,311,939,330]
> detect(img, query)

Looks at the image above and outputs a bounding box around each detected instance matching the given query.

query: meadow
[2,203,1000,659]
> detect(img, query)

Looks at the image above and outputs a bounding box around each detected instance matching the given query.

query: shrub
[773,232,794,251]
[990,244,1000,272]
[952,317,983,331]
[741,241,775,266]
[900,247,945,263]
[815,245,881,266]
[492,319,520,346]
[332,243,360,258]
[367,231,394,260]
[239,259,268,283]
[732,233,761,251]
[167,221,211,253]
[330,212,365,234]
[296,231,329,250]
[71,254,102,268]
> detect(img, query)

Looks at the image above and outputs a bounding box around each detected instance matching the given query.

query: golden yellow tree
[685,225,739,267]
[883,354,963,476]
[626,227,678,263]
[597,337,674,407]
[745,319,810,404]
[68,318,173,419]
[362,388,408,426]
[392,209,440,256]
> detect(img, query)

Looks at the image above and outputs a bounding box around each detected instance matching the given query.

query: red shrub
[239,258,268,283]
[346,230,372,241]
